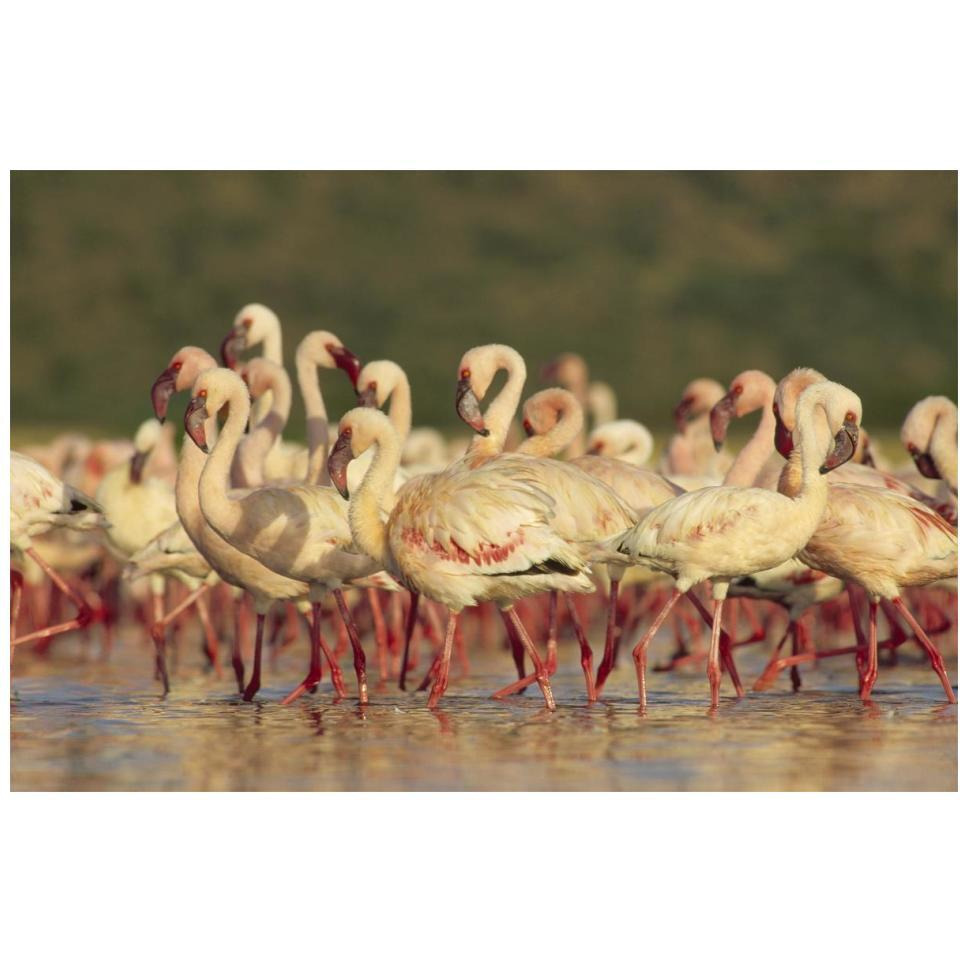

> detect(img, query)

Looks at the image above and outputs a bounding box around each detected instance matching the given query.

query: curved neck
[791,399,831,503]
[261,324,283,366]
[724,402,777,487]
[297,352,331,486]
[384,374,413,443]
[349,429,402,566]
[234,371,292,487]
[176,416,218,535]
[467,348,526,463]
[517,403,583,459]
[198,388,249,538]
[931,407,958,492]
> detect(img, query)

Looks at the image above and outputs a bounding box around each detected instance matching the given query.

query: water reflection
[9,632,958,791]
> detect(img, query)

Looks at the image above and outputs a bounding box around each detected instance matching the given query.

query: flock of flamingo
[10,304,958,712]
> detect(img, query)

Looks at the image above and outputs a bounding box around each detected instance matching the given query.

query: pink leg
[11,548,94,648]
[594,577,621,694]
[242,613,267,701]
[282,602,345,704]
[335,589,368,705]
[891,597,957,703]
[545,592,559,676]
[196,593,222,679]
[150,582,210,694]
[632,590,683,711]
[367,588,390,682]
[564,593,596,701]
[706,599,725,708]
[846,585,868,683]
[231,596,247,694]
[685,591,743,698]
[398,591,420,691]
[427,611,459,709]
[492,608,556,710]
[753,620,796,690]
[859,599,879,700]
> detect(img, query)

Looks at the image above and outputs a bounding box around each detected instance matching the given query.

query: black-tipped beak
[911,449,941,480]
[328,344,362,389]
[356,384,379,408]
[328,431,354,499]
[774,408,794,459]
[673,396,695,431]
[821,419,858,474]
[129,450,148,484]
[220,328,247,369]
[456,377,488,436]
[184,395,210,453]
[151,368,178,423]
[710,393,737,452]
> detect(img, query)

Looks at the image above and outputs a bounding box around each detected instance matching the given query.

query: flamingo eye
[198,389,207,398]
[845,411,857,423]
[242,317,253,329]
[369,381,377,391]
[733,384,743,396]
[172,361,183,371]
[342,427,353,438]
[460,368,470,379]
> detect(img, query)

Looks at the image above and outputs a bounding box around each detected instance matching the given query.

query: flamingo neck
[467,347,526,464]
[930,407,958,492]
[175,415,218,540]
[788,396,831,521]
[517,401,583,459]
[296,351,331,485]
[349,428,401,567]
[198,385,250,539]
[233,370,292,487]
[724,401,777,487]
[384,372,413,443]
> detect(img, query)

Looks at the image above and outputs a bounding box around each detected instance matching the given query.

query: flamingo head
[151,346,217,422]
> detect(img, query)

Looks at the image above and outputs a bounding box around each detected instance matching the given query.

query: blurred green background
[11,171,957,445]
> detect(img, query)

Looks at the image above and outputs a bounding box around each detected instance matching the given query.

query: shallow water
[10,630,958,791]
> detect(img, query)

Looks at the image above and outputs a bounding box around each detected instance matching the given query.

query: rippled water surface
[11,630,957,791]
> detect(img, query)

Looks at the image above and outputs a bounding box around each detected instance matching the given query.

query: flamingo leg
[195,593,222,678]
[545,591,559,675]
[706,599,725,708]
[859,599,879,700]
[685,591,743,698]
[846,585,868,684]
[427,611,459,709]
[282,602,345,705]
[398,591,420,691]
[231,596,247,694]
[594,577,621,694]
[150,582,210,694]
[564,593,596,701]
[367,588,390,682]
[241,613,267,702]
[890,597,957,704]
[334,589,368,705]
[11,548,94,648]
[632,590,683,711]
[493,608,556,710]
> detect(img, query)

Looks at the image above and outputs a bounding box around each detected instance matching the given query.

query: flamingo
[328,403,638,710]
[186,367,388,704]
[661,377,733,482]
[10,452,107,652]
[774,368,956,522]
[901,395,957,496]
[150,346,345,700]
[585,419,654,466]
[541,351,619,452]
[613,380,864,710]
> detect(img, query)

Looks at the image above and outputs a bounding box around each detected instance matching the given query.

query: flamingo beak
[129,450,148,484]
[327,344,362,389]
[328,431,355,499]
[151,367,178,423]
[910,447,941,480]
[184,394,210,453]
[774,408,794,458]
[821,418,858,473]
[356,384,379,408]
[673,396,695,431]
[220,328,246,369]
[710,393,737,452]
[456,377,488,436]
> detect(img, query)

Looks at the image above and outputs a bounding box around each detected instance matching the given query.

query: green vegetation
[11,171,957,444]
